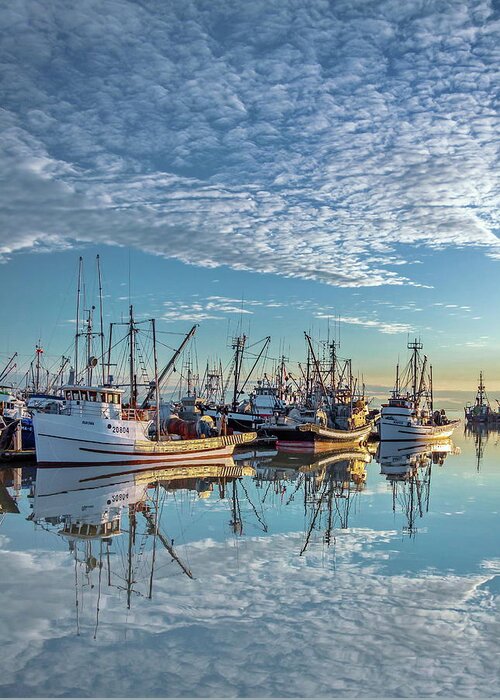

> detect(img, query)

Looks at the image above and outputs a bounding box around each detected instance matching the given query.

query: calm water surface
[1,426,499,698]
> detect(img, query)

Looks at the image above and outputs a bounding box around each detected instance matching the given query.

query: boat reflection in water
[247,447,372,554]
[376,440,456,535]
[30,458,255,634]
[464,422,499,472]
[0,465,35,527]
[0,467,22,523]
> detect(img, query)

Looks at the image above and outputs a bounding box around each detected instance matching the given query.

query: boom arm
[141,325,197,408]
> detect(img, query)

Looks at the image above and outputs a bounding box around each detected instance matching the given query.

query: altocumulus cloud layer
[1,0,499,286]
[1,531,499,697]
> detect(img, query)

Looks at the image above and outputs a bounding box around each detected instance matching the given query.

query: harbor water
[0,424,499,697]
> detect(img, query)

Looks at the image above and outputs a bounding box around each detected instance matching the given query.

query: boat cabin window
[64,389,121,404]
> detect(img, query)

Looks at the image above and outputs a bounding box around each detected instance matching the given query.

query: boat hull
[260,421,372,452]
[33,412,256,467]
[378,418,460,441]
[203,408,267,432]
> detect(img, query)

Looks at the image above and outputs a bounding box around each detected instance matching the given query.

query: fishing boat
[259,333,372,451]
[464,372,500,424]
[33,381,255,468]
[378,339,459,441]
[32,258,256,467]
[0,387,26,422]
[200,336,291,432]
[0,387,35,454]
[261,414,372,452]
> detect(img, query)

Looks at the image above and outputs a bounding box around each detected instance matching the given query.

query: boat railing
[122,408,156,422]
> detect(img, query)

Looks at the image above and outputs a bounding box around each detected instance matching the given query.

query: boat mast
[237,336,271,398]
[279,354,287,401]
[305,344,311,403]
[141,324,197,409]
[416,355,428,408]
[347,358,353,407]
[478,371,485,406]
[128,305,136,407]
[106,323,113,386]
[429,364,434,413]
[304,333,330,409]
[151,318,161,440]
[47,355,70,393]
[408,338,423,403]
[85,306,95,386]
[329,339,337,395]
[75,257,83,382]
[231,334,246,411]
[35,343,43,393]
[96,255,106,386]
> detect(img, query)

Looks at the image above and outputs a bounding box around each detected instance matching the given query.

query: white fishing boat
[32,259,256,468]
[0,387,26,422]
[379,340,459,442]
[33,385,255,467]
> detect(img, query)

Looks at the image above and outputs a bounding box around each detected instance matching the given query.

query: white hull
[33,412,255,467]
[379,417,459,441]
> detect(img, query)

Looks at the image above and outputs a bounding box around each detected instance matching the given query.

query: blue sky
[0,0,499,391]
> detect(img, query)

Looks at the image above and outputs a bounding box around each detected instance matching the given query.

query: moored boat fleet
[3,255,486,470]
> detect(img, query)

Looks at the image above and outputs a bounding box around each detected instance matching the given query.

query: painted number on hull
[112,493,128,502]
[107,424,130,434]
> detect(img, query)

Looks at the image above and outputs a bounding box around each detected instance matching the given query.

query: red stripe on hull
[79,444,232,457]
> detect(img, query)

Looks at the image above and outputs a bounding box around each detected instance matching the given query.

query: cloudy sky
[1,0,499,389]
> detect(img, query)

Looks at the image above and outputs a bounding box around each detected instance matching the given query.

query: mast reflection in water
[30,459,255,635]
[1,428,499,698]
[465,422,500,472]
[376,440,456,535]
